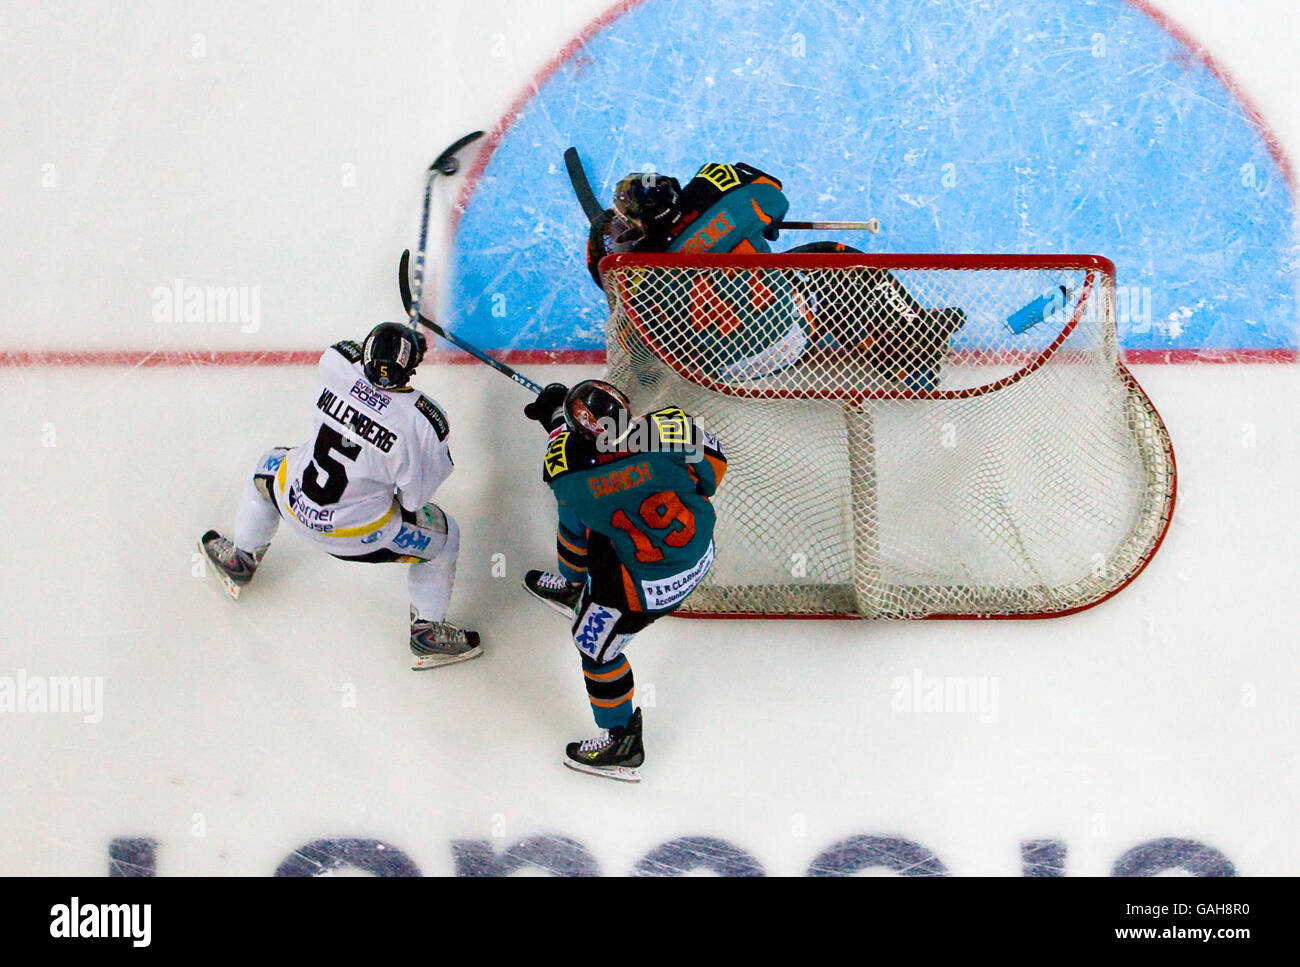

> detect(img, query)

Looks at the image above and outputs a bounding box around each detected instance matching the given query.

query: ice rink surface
[1,0,1297,875]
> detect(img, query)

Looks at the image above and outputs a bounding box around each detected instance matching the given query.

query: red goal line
[0,347,1293,368]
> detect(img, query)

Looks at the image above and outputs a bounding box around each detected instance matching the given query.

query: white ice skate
[410,611,483,670]
[197,530,266,602]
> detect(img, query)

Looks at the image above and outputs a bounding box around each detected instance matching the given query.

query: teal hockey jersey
[543,406,728,612]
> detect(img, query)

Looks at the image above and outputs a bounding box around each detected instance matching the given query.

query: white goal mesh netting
[600,253,1175,618]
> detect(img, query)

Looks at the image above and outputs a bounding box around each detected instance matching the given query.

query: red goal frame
[599,251,1177,621]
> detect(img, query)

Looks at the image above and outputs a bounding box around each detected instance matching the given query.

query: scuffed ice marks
[450,0,1294,354]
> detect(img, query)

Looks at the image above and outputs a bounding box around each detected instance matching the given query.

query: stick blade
[431,130,485,175]
[398,249,413,313]
[564,146,604,224]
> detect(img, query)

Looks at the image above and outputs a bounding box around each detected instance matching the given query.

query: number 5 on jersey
[301,426,360,505]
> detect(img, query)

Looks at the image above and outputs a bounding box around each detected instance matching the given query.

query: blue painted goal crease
[449,0,1296,357]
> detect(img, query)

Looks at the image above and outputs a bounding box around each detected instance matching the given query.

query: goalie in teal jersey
[586,160,967,390]
[522,379,727,782]
[586,160,789,285]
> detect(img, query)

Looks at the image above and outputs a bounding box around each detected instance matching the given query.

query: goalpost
[600,252,1176,619]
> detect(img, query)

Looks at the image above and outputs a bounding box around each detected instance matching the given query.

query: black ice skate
[198,530,267,601]
[523,570,583,618]
[564,708,644,783]
[410,610,483,670]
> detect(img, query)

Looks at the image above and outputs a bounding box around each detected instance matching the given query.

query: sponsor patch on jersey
[696,162,741,192]
[286,485,337,533]
[393,525,432,554]
[349,378,391,414]
[414,396,449,440]
[333,340,363,363]
[640,540,715,610]
[544,433,570,478]
[573,603,623,661]
[650,407,691,446]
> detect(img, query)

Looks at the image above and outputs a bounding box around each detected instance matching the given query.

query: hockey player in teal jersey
[522,379,727,782]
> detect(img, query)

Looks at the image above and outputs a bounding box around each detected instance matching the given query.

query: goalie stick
[781,220,881,233]
[564,146,604,225]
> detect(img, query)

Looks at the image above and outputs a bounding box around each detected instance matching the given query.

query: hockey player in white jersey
[199,322,481,669]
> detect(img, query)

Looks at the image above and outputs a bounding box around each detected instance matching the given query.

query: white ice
[0,0,1296,875]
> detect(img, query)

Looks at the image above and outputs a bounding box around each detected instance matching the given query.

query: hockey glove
[524,382,569,426]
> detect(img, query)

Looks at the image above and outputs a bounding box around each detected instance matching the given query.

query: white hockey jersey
[274,341,454,542]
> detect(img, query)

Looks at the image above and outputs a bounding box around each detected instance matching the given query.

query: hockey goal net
[600,252,1175,619]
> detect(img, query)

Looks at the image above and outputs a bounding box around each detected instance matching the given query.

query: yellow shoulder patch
[696,163,741,192]
[544,432,570,477]
[650,406,691,446]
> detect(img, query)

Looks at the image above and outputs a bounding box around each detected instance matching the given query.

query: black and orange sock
[581,654,634,729]
[556,523,589,584]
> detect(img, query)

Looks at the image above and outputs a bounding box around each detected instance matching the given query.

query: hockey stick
[397,131,543,395]
[398,249,544,395]
[780,219,881,233]
[564,146,604,224]
[407,130,485,331]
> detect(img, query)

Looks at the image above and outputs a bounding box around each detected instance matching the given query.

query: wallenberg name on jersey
[543,406,728,608]
[315,386,399,452]
[276,341,455,539]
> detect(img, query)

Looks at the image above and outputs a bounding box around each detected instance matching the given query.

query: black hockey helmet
[363,322,426,388]
[613,172,682,239]
[564,379,630,442]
